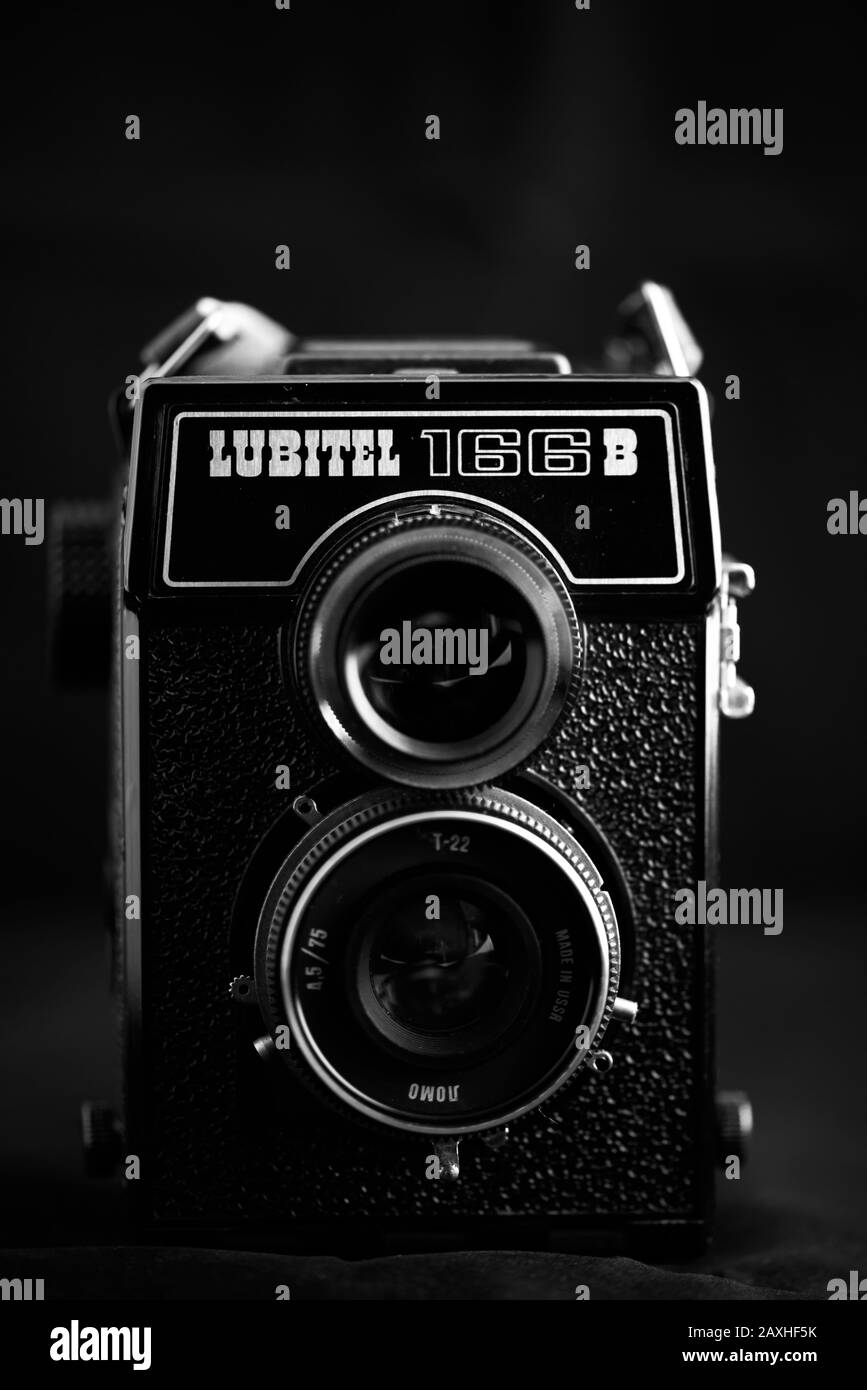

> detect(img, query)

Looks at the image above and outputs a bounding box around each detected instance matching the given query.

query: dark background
[1,0,865,1270]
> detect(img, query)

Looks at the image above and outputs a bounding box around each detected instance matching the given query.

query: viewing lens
[296,513,579,786]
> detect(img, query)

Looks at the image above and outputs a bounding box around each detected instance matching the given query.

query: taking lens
[254,786,623,1135]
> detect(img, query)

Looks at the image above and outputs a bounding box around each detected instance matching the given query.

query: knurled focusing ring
[292,507,581,788]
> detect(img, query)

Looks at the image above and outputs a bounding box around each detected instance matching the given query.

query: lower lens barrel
[254,786,622,1134]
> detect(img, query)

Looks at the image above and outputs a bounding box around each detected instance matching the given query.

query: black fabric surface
[1,1202,862,1300]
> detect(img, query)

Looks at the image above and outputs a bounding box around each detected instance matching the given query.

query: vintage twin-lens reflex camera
[54,285,756,1253]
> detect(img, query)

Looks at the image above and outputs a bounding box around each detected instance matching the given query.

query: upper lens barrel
[293,508,580,787]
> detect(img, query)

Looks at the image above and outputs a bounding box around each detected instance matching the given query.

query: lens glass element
[371,887,510,1030]
[351,872,541,1059]
[346,560,535,747]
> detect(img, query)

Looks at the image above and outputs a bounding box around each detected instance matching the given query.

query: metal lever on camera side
[603,281,704,378]
[110,298,295,457]
[139,298,295,381]
[431,1138,461,1181]
[719,558,756,719]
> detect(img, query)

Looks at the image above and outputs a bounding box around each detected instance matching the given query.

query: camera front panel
[119,376,720,1247]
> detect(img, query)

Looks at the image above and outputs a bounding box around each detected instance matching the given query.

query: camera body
[107,295,752,1254]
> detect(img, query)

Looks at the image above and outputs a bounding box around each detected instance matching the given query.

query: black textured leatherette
[139,618,708,1230]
